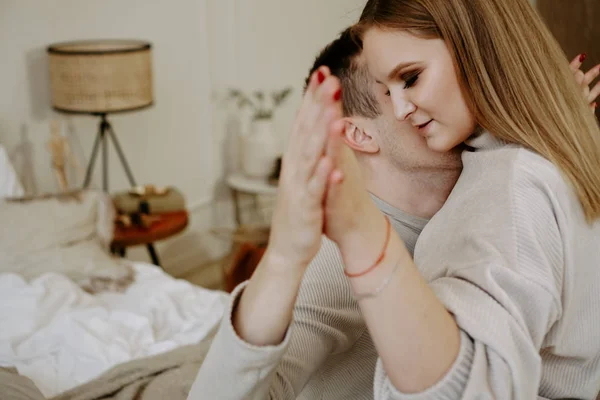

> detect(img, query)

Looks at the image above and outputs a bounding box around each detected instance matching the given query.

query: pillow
[0,190,132,290]
[0,145,24,198]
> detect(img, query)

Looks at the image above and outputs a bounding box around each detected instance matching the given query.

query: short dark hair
[305,28,380,119]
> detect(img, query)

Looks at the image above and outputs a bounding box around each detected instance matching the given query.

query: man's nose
[392,93,416,121]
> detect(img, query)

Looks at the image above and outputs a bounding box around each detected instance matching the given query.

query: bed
[0,145,227,399]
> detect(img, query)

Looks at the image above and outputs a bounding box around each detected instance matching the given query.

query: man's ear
[342,117,380,154]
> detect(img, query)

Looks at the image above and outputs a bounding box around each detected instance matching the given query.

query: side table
[226,172,278,226]
[111,210,189,267]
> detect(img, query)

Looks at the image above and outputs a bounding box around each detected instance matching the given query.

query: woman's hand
[570,53,600,110]
[321,136,390,270]
[266,66,345,269]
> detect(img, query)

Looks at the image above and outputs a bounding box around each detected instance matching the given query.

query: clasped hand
[267,67,383,271]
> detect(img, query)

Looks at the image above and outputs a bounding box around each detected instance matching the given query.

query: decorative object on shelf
[241,119,280,178]
[47,39,153,192]
[229,87,292,121]
[228,87,292,179]
[128,184,170,197]
[46,120,81,192]
[112,186,185,214]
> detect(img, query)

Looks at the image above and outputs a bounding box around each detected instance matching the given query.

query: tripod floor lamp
[47,39,161,265]
[47,39,153,191]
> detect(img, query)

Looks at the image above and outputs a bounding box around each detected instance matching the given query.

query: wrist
[338,210,389,274]
[261,246,307,280]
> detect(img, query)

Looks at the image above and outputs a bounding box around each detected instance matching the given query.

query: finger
[307,156,334,199]
[582,64,600,87]
[325,118,346,166]
[294,67,332,131]
[288,67,331,155]
[295,67,328,126]
[570,53,586,72]
[588,81,600,104]
[301,104,341,181]
[591,102,597,112]
[329,169,345,184]
[299,78,342,169]
[574,70,585,86]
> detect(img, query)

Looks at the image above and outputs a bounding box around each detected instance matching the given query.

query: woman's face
[362,28,476,153]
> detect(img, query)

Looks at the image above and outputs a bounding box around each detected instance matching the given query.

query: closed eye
[402,70,421,89]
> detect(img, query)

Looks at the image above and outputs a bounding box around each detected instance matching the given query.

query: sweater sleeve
[187,238,366,400]
[373,164,564,399]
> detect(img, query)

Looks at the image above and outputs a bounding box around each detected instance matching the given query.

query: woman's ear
[342,117,380,154]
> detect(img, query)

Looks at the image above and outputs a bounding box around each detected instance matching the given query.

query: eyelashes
[383,69,422,96]
[402,70,421,89]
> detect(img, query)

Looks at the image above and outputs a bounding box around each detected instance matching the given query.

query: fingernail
[317,71,325,84]
[333,88,342,101]
[594,102,597,109]
[580,53,587,63]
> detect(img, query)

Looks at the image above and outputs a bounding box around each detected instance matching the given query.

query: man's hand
[570,53,600,110]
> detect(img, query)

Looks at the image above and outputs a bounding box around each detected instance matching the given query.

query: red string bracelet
[344,216,391,278]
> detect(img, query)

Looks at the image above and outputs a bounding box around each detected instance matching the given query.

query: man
[188,28,598,399]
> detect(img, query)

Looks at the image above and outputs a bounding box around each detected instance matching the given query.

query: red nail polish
[594,102,597,109]
[333,88,342,101]
[580,53,587,63]
[317,71,325,84]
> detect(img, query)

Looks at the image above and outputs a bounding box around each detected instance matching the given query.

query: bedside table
[111,210,189,267]
[226,172,278,226]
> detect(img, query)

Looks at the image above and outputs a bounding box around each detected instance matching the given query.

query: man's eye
[384,90,390,97]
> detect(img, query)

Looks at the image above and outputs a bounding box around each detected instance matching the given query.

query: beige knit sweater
[189,134,600,399]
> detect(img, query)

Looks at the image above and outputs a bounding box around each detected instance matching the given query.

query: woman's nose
[391,92,417,121]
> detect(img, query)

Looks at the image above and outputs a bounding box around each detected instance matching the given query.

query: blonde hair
[355,0,600,222]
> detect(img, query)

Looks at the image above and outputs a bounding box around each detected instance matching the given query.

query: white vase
[241,119,279,179]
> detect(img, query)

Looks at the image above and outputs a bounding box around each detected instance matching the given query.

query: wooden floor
[177,258,226,291]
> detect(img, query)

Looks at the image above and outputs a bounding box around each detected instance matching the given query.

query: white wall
[0,0,213,200]
[0,0,366,273]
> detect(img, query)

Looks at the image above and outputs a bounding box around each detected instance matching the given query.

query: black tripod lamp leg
[102,122,108,191]
[106,124,138,187]
[82,125,104,189]
[147,244,161,267]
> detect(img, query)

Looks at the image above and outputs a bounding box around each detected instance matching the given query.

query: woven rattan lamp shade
[47,40,153,114]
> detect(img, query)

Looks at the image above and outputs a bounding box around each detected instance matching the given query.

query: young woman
[275,0,600,399]
[300,0,600,398]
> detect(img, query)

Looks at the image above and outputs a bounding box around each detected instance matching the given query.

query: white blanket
[0,263,228,398]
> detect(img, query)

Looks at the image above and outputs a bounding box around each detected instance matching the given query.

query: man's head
[305,28,462,173]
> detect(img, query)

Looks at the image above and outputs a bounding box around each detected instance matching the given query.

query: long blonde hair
[355,0,600,222]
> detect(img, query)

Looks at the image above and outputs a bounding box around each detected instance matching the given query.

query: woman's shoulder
[465,137,569,197]
[509,144,573,199]
[461,142,575,224]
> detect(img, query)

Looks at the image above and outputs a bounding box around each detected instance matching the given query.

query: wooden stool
[111,210,188,267]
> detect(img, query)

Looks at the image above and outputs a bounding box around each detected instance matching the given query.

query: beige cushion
[0,190,131,288]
